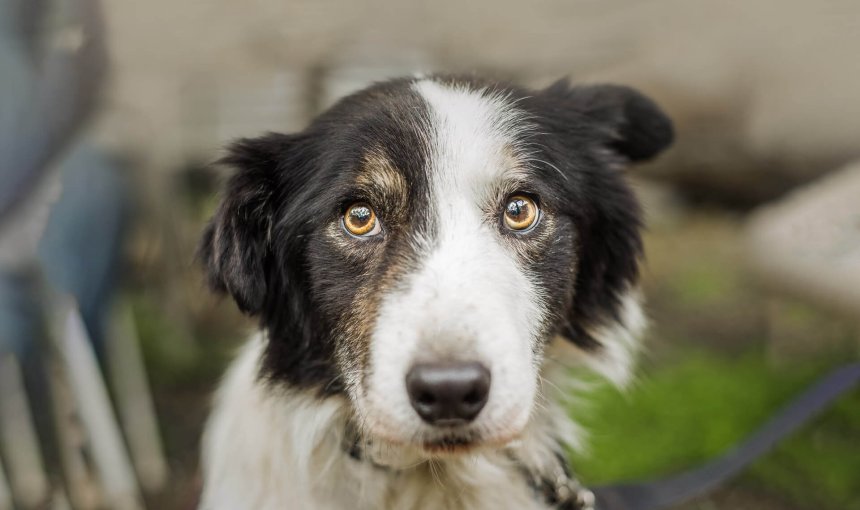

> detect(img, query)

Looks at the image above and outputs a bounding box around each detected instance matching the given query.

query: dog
[197,74,673,510]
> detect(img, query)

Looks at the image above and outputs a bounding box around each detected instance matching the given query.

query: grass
[568,352,860,509]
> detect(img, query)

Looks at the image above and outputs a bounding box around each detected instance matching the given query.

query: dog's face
[200,75,672,454]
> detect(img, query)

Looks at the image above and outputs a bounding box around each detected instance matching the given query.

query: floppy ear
[540,79,674,162]
[198,133,294,314]
[533,81,673,375]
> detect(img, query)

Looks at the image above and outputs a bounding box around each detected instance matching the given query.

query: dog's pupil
[507,199,527,220]
[350,206,371,226]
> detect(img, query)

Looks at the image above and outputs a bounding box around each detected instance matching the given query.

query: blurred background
[0,0,858,509]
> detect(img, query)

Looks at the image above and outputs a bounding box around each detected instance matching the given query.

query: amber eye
[503,195,539,231]
[343,203,381,237]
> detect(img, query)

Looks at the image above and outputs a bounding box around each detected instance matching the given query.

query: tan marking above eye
[503,195,539,231]
[344,203,381,236]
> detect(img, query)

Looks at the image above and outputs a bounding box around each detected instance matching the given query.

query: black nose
[406,362,491,426]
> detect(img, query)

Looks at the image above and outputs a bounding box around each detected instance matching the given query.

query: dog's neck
[201,336,595,510]
[343,415,595,510]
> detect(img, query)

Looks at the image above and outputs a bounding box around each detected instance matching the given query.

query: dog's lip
[421,440,478,456]
[419,428,526,456]
[421,434,475,454]
[371,423,520,453]
[366,425,524,455]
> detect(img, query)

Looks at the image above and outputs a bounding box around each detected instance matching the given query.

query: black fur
[199,133,295,314]
[520,79,673,349]
[199,75,673,391]
[200,79,434,391]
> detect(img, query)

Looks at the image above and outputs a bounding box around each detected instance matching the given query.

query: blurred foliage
[570,352,860,510]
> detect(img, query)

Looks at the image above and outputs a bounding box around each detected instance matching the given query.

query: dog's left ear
[538,79,674,162]
[198,133,295,315]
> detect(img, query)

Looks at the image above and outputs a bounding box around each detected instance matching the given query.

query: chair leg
[0,353,50,508]
[47,352,102,510]
[0,453,13,510]
[52,298,143,510]
[107,301,168,493]
[50,487,73,510]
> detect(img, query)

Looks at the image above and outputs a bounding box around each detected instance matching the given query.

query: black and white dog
[198,74,673,510]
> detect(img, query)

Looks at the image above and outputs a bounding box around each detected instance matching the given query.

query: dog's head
[200,75,672,454]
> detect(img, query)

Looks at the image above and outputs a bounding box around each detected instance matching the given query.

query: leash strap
[588,363,860,510]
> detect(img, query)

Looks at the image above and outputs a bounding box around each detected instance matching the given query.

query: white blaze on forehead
[412,79,533,200]
[410,78,545,342]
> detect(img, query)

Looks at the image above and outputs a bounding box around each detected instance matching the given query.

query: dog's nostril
[463,390,482,405]
[417,392,436,406]
[406,361,491,426]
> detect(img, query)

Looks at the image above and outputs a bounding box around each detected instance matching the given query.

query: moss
[129,292,234,389]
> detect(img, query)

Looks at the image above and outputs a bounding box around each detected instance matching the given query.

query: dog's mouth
[417,425,529,457]
[422,435,477,455]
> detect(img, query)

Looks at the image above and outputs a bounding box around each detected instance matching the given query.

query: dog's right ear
[198,133,295,315]
[538,79,674,163]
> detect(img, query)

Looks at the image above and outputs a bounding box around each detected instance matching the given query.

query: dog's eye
[503,195,539,231]
[343,203,381,237]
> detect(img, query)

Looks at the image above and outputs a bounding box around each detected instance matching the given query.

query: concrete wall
[97,0,860,200]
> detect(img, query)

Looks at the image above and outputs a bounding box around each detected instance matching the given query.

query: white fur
[356,80,545,446]
[200,292,645,510]
[549,291,647,389]
[201,336,583,510]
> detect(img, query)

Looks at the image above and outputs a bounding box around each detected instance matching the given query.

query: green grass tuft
[569,352,860,509]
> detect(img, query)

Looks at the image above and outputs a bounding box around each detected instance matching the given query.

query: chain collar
[521,452,596,510]
[343,424,391,471]
[541,464,596,510]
